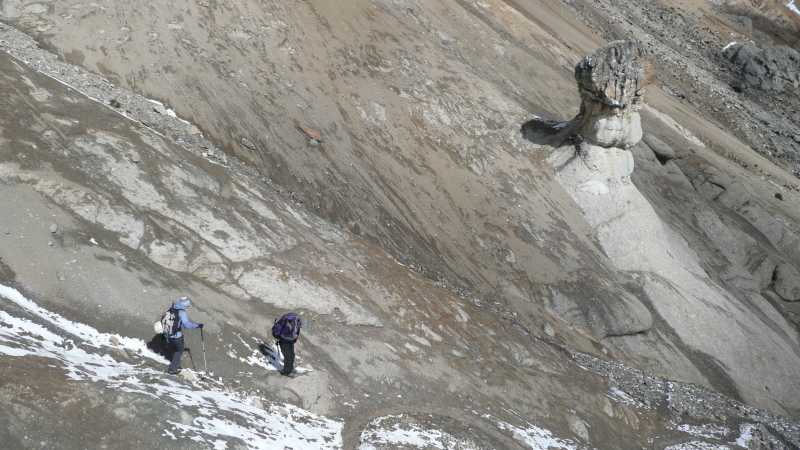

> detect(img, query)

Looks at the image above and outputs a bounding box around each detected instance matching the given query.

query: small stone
[240,137,257,151]
[543,323,556,337]
[774,192,784,201]
[298,125,322,142]
[109,99,122,108]
[178,369,200,383]
[130,154,141,164]
[49,224,58,234]
[47,241,53,247]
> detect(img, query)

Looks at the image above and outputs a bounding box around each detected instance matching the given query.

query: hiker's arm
[179,310,201,329]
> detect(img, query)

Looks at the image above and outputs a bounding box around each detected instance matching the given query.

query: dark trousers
[168,336,185,373]
[278,339,295,375]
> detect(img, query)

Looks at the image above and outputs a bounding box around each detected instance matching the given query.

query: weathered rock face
[2,49,637,449]
[548,40,800,414]
[774,263,800,301]
[642,134,676,164]
[2,0,800,435]
[724,43,800,93]
[0,1,646,350]
[572,40,647,149]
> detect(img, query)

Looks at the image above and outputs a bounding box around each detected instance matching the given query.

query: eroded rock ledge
[522,40,648,150]
[541,40,800,413]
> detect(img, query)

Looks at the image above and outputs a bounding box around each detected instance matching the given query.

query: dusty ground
[1,0,800,448]
[0,48,634,449]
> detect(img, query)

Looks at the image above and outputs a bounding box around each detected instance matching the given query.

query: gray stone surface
[563,0,800,176]
[548,279,653,339]
[643,134,676,163]
[0,2,800,448]
[0,45,654,450]
[724,43,800,93]
[548,38,800,415]
[573,352,800,447]
[774,263,800,302]
[573,40,647,149]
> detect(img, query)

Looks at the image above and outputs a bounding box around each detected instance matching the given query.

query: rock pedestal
[521,41,648,149]
[545,41,800,412]
[573,40,647,149]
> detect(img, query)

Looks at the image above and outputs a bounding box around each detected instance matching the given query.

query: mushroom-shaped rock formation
[540,41,800,414]
[521,40,648,149]
[572,40,646,149]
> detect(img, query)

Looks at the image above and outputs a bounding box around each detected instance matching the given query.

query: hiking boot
[280,371,295,378]
[167,368,181,375]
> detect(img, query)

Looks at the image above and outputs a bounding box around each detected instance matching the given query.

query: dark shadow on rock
[146,334,172,362]
[258,343,275,357]
[0,257,17,284]
[148,334,198,369]
[520,115,577,147]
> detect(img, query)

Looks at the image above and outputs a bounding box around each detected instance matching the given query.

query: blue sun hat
[173,296,192,309]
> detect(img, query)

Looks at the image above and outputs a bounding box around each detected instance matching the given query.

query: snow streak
[0,284,342,449]
[358,415,481,450]
[0,284,585,449]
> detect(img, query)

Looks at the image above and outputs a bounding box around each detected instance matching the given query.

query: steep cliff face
[1,0,800,447]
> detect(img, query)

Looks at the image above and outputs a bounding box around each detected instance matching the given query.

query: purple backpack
[272,313,302,341]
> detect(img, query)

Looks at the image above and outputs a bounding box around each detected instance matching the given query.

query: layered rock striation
[572,40,646,149]
[545,40,800,414]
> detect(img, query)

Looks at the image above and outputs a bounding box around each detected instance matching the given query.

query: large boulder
[723,43,800,93]
[642,134,676,163]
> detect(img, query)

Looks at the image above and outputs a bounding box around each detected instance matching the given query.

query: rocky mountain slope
[1,0,800,448]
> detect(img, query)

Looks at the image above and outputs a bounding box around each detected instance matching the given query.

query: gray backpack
[153,307,180,338]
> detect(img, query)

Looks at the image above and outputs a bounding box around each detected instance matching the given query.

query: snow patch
[722,41,738,52]
[0,284,341,449]
[358,415,479,450]
[675,423,729,440]
[735,423,756,447]
[664,441,731,450]
[494,419,577,450]
[788,0,800,16]
[226,339,312,374]
[147,98,190,124]
[0,284,164,363]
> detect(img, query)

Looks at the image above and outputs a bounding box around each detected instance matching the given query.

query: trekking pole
[186,348,197,370]
[201,327,208,373]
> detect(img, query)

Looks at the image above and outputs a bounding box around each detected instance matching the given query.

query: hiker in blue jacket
[167,297,203,375]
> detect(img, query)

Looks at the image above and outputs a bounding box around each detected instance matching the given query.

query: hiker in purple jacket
[272,313,302,376]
